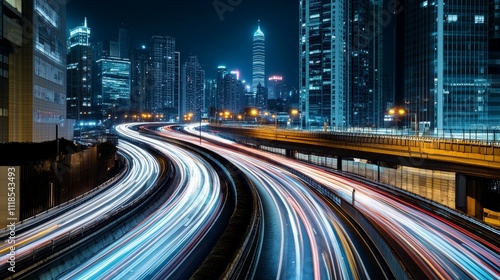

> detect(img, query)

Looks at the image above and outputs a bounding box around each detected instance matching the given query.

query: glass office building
[300,0,383,129]
[252,21,265,93]
[404,0,499,131]
[67,18,93,121]
[95,57,131,110]
[181,55,205,121]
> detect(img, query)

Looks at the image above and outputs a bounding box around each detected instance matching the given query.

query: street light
[387,107,418,136]
[244,109,258,123]
[290,109,300,129]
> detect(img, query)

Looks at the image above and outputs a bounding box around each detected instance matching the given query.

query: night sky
[66,0,299,88]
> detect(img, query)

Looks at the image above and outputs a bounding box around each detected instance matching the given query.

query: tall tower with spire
[67,17,94,121]
[252,20,265,94]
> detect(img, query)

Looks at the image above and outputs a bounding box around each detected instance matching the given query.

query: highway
[0,140,160,276]
[59,124,226,279]
[180,124,500,279]
[151,124,390,279]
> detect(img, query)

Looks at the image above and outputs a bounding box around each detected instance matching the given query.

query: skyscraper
[1,0,73,142]
[205,78,217,118]
[268,75,284,100]
[181,56,205,121]
[216,65,227,112]
[300,1,347,128]
[402,0,499,131]
[223,71,245,114]
[300,0,383,129]
[67,18,93,122]
[174,51,181,121]
[95,57,131,111]
[148,36,176,119]
[252,20,265,93]
[490,0,500,126]
[130,45,150,113]
[118,27,130,59]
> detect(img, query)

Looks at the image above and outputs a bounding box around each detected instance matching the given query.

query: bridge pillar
[456,174,467,212]
[456,173,484,220]
[337,156,342,171]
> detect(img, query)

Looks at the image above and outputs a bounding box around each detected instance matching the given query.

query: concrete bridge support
[456,173,484,220]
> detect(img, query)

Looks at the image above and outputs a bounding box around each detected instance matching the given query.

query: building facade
[95,57,131,112]
[300,0,347,128]
[488,0,500,127]
[67,18,93,122]
[300,0,383,129]
[181,55,205,121]
[216,65,227,113]
[252,21,265,93]
[148,36,177,119]
[268,75,284,100]
[130,45,149,114]
[403,0,499,131]
[1,0,73,142]
[223,71,245,114]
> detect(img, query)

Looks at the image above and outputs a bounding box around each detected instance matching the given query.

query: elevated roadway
[209,125,500,178]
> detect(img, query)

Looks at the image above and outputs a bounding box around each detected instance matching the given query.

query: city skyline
[66,0,298,85]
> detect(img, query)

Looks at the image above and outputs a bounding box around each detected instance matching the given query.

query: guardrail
[0,141,169,279]
[200,130,415,279]
[210,125,500,174]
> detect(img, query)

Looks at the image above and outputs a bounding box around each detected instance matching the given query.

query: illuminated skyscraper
[223,71,245,113]
[216,65,227,111]
[181,55,205,121]
[252,20,265,93]
[95,57,131,110]
[403,0,499,131]
[268,75,284,100]
[1,0,73,142]
[130,45,150,113]
[300,1,346,128]
[300,0,383,129]
[148,36,176,119]
[67,18,93,122]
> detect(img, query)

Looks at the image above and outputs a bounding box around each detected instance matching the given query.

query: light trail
[187,124,500,279]
[0,140,160,270]
[60,123,224,279]
[154,124,386,279]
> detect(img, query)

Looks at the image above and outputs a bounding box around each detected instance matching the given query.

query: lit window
[475,15,485,24]
[447,15,458,22]
[421,1,428,8]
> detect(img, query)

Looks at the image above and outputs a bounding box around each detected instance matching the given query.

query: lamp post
[290,109,300,129]
[244,109,258,124]
[388,107,418,137]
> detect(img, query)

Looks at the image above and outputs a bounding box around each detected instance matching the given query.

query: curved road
[0,140,160,276]
[188,124,500,279]
[58,124,226,279]
[152,124,390,279]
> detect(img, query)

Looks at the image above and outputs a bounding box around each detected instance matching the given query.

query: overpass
[209,125,500,177]
[208,125,500,225]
